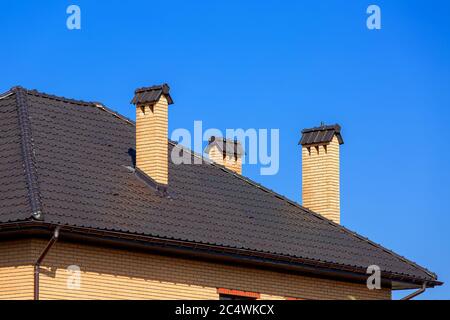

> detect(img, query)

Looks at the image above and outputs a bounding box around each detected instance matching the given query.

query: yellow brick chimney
[205,137,244,174]
[131,84,173,185]
[299,124,344,224]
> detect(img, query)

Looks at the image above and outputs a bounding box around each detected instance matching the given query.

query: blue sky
[1,0,449,299]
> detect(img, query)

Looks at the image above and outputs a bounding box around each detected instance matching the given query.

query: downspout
[400,282,427,300]
[34,227,60,300]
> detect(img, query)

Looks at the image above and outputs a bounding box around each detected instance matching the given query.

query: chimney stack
[131,84,173,185]
[205,137,244,174]
[299,124,344,224]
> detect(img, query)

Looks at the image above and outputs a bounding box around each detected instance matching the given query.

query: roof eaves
[0,221,440,286]
[4,86,136,128]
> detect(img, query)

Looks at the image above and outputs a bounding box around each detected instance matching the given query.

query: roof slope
[0,87,438,285]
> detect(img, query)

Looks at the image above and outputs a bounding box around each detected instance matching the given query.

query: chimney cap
[131,83,174,105]
[205,136,245,156]
[299,123,344,146]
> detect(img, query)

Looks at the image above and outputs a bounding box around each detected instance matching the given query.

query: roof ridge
[0,90,14,100]
[24,87,94,106]
[93,102,135,126]
[12,87,43,220]
[2,86,136,128]
[301,124,341,133]
[29,88,136,126]
[134,83,170,93]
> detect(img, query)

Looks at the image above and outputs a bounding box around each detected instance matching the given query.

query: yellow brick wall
[136,95,169,185]
[0,239,390,300]
[208,145,242,174]
[302,135,340,224]
[0,240,33,300]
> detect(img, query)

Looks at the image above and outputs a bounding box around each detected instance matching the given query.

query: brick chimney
[205,137,244,174]
[131,84,173,185]
[299,124,344,224]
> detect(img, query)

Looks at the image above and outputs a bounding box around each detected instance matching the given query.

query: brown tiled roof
[299,124,344,146]
[0,87,439,286]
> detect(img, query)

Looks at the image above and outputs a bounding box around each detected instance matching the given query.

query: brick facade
[0,239,391,300]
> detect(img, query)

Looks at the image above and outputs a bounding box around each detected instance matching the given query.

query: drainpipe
[400,282,427,300]
[34,227,60,300]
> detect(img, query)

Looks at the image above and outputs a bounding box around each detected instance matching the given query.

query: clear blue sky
[1,0,449,299]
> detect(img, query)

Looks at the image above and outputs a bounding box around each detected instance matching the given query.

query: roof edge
[0,221,442,287]
[301,124,342,134]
